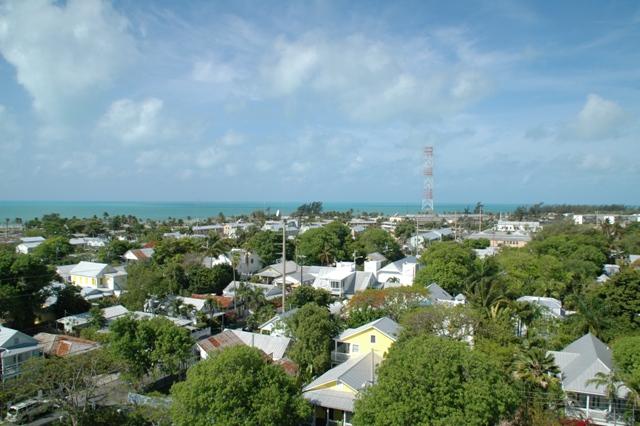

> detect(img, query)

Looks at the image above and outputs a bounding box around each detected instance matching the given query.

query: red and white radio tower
[422,146,434,213]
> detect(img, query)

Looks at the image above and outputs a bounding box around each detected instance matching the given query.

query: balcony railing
[331,351,350,363]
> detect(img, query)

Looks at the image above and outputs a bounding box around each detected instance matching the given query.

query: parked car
[5,398,52,423]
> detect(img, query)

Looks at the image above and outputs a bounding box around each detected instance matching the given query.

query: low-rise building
[196,329,291,361]
[0,327,42,381]
[15,236,45,254]
[467,230,531,248]
[202,248,262,276]
[68,261,127,295]
[33,333,99,357]
[304,317,400,426]
[123,248,155,261]
[495,220,542,232]
[549,333,631,426]
[373,256,420,286]
[258,308,298,337]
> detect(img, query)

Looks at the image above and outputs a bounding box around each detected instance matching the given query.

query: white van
[5,398,52,423]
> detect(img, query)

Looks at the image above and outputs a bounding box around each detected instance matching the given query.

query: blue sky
[0,0,639,204]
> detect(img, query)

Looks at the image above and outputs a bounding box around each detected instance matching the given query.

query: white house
[196,329,291,361]
[15,236,45,254]
[309,262,377,298]
[258,308,299,337]
[373,256,420,286]
[517,296,565,318]
[202,248,262,276]
[68,261,127,295]
[496,220,542,232]
[123,248,155,261]
[0,327,41,381]
[407,228,454,250]
[549,334,631,425]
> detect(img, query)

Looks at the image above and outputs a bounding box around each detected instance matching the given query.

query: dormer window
[330,281,341,290]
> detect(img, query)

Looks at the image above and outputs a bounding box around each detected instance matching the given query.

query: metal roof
[338,317,400,341]
[548,333,629,397]
[378,256,418,274]
[426,283,453,302]
[304,351,381,395]
[69,261,113,277]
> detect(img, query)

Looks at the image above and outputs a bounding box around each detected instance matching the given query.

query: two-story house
[303,317,400,426]
[68,261,127,295]
[549,333,631,425]
[0,327,41,381]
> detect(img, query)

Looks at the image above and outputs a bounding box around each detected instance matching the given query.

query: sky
[0,0,639,204]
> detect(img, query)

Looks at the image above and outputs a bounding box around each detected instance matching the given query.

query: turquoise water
[0,201,521,221]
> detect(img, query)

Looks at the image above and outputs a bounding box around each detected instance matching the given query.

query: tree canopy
[286,303,339,380]
[170,345,310,426]
[353,335,520,426]
[414,241,477,295]
[109,315,194,382]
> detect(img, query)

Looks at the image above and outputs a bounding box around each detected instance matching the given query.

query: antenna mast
[422,146,434,214]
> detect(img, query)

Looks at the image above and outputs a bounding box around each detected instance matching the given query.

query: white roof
[69,261,112,277]
[20,236,45,243]
[230,329,291,360]
[176,296,207,311]
[378,256,417,274]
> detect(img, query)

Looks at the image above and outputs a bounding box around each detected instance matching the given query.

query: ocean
[0,201,522,222]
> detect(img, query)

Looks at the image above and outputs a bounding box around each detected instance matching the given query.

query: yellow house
[69,261,127,294]
[303,317,400,426]
[331,316,399,365]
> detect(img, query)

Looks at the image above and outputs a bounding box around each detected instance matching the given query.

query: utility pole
[281,216,286,312]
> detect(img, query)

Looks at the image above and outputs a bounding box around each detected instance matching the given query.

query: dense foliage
[170,346,310,426]
[353,335,520,426]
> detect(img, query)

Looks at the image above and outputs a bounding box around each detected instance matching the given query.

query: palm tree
[318,243,333,266]
[587,371,624,425]
[513,345,561,425]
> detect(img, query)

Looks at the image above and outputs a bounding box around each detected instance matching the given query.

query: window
[370,335,376,344]
[352,344,359,353]
[330,280,341,290]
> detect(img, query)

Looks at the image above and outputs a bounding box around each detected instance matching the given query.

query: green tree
[120,262,172,310]
[399,305,480,342]
[187,264,234,295]
[153,238,199,265]
[414,241,477,294]
[286,303,338,380]
[394,219,416,242]
[288,285,332,308]
[31,236,74,264]
[512,344,562,424]
[52,285,91,318]
[109,315,194,383]
[587,372,625,425]
[296,228,341,265]
[353,335,520,426]
[88,306,107,329]
[97,239,139,264]
[13,349,118,426]
[170,345,310,426]
[245,230,293,265]
[0,248,56,329]
[592,269,640,340]
[612,335,640,398]
[354,228,402,261]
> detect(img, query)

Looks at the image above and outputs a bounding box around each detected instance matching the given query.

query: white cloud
[291,161,310,174]
[262,32,500,121]
[580,153,613,171]
[191,59,237,84]
[0,0,136,117]
[219,130,245,146]
[256,160,274,172]
[195,147,226,169]
[572,94,627,140]
[99,98,164,144]
[0,105,21,153]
